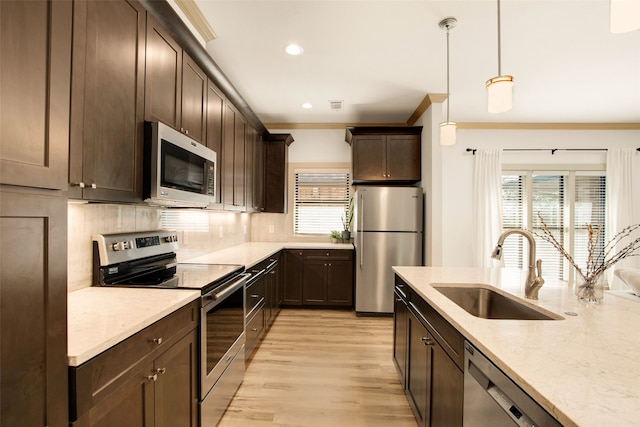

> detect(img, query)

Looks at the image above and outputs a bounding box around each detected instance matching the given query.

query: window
[501,171,606,283]
[293,169,350,235]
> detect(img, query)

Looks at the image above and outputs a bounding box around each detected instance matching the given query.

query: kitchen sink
[432,284,563,320]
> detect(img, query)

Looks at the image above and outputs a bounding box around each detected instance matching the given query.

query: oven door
[200,273,248,398]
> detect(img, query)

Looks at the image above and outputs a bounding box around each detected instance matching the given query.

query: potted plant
[329,230,341,243]
[341,196,354,242]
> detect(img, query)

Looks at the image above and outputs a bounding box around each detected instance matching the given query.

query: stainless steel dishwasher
[463,341,562,427]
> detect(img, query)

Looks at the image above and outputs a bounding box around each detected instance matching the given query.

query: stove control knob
[111,241,126,251]
[164,235,177,243]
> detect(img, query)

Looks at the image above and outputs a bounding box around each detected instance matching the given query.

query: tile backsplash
[67,202,252,292]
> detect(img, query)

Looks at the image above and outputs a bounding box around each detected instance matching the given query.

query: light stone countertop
[67,287,200,366]
[392,266,640,427]
[182,241,353,267]
[68,242,352,367]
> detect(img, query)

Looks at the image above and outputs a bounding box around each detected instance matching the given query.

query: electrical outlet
[269,225,275,233]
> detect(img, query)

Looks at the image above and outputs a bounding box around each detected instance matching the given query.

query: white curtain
[472,149,503,267]
[606,148,640,289]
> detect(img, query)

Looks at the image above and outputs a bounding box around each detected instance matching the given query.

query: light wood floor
[218,309,417,427]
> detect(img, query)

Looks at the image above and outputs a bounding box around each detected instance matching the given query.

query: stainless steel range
[93,229,248,426]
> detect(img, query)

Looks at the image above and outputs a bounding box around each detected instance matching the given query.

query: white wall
[286,128,352,163]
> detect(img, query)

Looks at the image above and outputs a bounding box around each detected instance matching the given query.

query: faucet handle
[535,259,543,279]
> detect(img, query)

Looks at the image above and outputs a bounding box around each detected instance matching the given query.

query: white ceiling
[192,0,640,126]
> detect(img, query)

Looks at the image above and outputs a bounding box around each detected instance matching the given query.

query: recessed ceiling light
[302,102,312,109]
[284,44,304,56]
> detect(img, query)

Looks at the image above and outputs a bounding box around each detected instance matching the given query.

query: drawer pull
[251,294,259,298]
[147,373,158,382]
[251,328,258,331]
[151,337,163,345]
[421,337,433,346]
[156,367,166,375]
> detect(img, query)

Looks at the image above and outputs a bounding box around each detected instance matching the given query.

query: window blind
[501,170,606,282]
[294,171,350,235]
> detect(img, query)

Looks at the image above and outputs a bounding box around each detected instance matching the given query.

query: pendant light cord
[497,0,502,76]
[446,25,451,122]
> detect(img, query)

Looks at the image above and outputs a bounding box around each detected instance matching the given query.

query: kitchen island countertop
[393,266,640,427]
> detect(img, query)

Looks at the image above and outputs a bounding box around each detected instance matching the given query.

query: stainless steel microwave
[144,121,216,208]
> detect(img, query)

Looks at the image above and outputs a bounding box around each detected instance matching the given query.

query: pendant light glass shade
[439,121,457,146]
[610,0,640,33]
[487,0,514,113]
[438,17,457,147]
[486,75,514,113]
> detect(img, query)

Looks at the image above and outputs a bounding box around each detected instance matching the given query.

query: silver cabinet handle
[156,367,166,375]
[151,337,163,345]
[251,294,259,298]
[90,183,97,189]
[421,337,433,346]
[147,373,158,381]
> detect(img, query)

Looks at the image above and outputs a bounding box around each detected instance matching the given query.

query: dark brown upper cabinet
[180,53,207,143]
[145,15,182,130]
[346,126,422,184]
[0,0,72,190]
[145,16,206,144]
[205,79,225,207]
[264,134,294,213]
[69,0,146,202]
[223,104,246,211]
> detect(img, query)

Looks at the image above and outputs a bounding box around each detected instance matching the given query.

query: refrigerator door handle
[359,192,364,268]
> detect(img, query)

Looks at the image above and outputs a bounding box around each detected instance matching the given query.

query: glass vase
[575,273,604,303]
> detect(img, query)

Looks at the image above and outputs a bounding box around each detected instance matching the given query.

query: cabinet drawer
[409,295,465,370]
[245,305,265,356]
[303,249,353,261]
[246,276,265,316]
[70,300,199,420]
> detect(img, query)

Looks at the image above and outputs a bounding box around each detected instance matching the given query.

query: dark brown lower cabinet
[70,301,199,427]
[396,276,464,427]
[0,189,68,427]
[283,249,354,307]
[393,285,409,389]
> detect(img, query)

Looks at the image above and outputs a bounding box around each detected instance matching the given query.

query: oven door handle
[203,273,249,304]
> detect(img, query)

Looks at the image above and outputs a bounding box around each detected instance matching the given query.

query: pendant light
[610,0,640,33]
[486,0,513,113]
[439,17,457,147]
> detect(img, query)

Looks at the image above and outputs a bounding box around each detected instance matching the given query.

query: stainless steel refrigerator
[353,186,423,314]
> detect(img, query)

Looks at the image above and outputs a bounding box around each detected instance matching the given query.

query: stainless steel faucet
[491,229,544,300]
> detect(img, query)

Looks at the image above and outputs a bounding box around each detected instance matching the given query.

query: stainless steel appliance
[463,341,562,427]
[353,186,423,314]
[144,121,217,208]
[93,230,247,426]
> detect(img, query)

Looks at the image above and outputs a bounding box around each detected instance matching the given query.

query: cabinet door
[70,0,145,202]
[222,104,236,209]
[407,310,430,427]
[303,260,327,305]
[326,260,353,306]
[264,137,289,213]
[0,190,68,426]
[386,134,421,182]
[245,126,255,211]
[154,329,198,427]
[429,341,463,427]
[233,114,246,209]
[283,250,304,305]
[253,133,265,212]
[145,15,182,129]
[0,0,71,190]
[72,363,155,427]
[351,135,386,181]
[180,53,206,143]
[393,292,408,389]
[205,80,224,207]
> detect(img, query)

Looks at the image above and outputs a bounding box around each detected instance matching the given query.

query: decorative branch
[533,212,640,283]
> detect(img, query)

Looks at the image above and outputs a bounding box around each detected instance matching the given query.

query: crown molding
[457,122,640,130]
[407,93,447,126]
[173,0,216,42]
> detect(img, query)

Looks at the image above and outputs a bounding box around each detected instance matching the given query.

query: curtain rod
[465,148,640,155]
